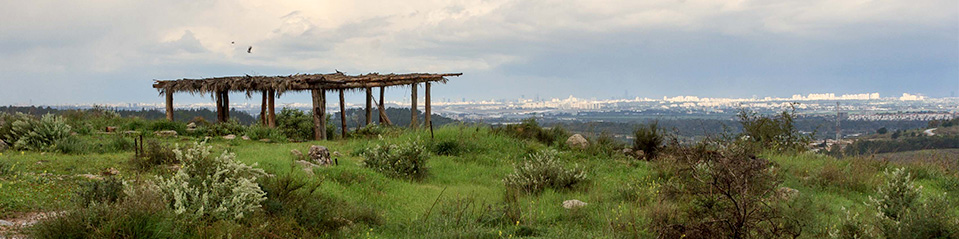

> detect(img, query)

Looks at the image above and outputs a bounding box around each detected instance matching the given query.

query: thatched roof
[153,72,462,95]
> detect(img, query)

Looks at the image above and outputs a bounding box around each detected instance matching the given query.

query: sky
[0,0,957,106]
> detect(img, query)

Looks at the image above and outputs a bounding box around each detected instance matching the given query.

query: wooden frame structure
[153,72,461,140]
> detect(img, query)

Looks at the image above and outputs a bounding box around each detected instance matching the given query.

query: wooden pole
[425,82,431,128]
[366,87,373,126]
[260,90,267,125]
[215,92,224,123]
[267,90,276,128]
[222,91,230,121]
[411,83,417,128]
[379,86,385,124]
[165,90,174,121]
[312,89,326,141]
[339,89,347,139]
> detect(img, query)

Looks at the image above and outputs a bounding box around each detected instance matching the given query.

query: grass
[1,123,957,238]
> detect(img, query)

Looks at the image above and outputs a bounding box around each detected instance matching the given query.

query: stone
[259,139,271,143]
[241,135,251,140]
[0,219,13,227]
[186,122,197,130]
[78,174,103,180]
[0,139,7,152]
[101,168,119,176]
[562,199,587,209]
[123,130,140,135]
[622,148,633,155]
[308,145,333,166]
[105,126,118,133]
[634,150,646,160]
[291,149,304,159]
[565,134,589,150]
[223,134,236,140]
[295,160,318,176]
[776,187,800,201]
[155,130,178,137]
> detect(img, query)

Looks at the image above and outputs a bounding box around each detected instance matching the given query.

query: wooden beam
[260,90,267,125]
[267,90,276,128]
[339,89,347,139]
[312,89,326,141]
[425,82,431,129]
[365,87,373,126]
[411,83,417,128]
[165,90,174,121]
[379,87,385,124]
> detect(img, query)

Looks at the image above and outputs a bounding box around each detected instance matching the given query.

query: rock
[566,134,589,150]
[78,174,103,180]
[101,168,119,176]
[622,148,633,155]
[223,134,236,140]
[776,187,800,201]
[562,199,587,209]
[308,145,333,166]
[155,130,178,137]
[241,135,251,140]
[634,150,646,160]
[291,149,304,159]
[186,122,197,130]
[105,126,118,133]
[0,139,7,152]
[295,160,319,176]
[259,139,271,143]
[123,130,140,135]
[0,219,13,227]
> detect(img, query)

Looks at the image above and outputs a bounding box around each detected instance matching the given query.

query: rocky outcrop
[155,130,177,137]
[308,145,333,166]
[223,134,236,140]
[566,134,589,150]
[562,199,587,209]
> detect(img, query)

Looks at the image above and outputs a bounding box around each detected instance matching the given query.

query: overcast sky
[1,0,956,105]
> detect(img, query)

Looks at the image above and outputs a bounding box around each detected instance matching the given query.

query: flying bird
[247,46,252,53]
[231,41,234,44]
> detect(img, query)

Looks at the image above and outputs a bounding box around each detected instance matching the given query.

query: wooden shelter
[153,72,461,140]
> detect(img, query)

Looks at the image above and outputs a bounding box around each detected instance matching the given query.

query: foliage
[156,141,268,221]
[350,124,397,139]
[362,141,430,180]
[841,136,959,156]
[869,168,956,238]
[632,122,664,160]
[31,184,176,239]
[737,105,811,153]
[7,114,72,151]
[149,120,186,134]
[76,176,126,207]
[244,125,287,142]
[503,150,588,194]
[494,118,570,146]
[651,141,800,238]
[876,127,888,135]
[132,139,178,171]
[276,107,333,141]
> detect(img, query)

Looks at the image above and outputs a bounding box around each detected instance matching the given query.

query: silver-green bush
[503,150,587,194]
[362,141,429,180]
[157,141,268,221]
[9,114,72,151]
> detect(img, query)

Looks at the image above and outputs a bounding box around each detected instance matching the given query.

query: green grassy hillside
[1,114,956,238]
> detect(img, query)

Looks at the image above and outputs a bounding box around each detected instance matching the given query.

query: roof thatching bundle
[153,72,461,96]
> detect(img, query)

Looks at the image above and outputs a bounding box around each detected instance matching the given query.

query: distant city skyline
[0,1,956,105]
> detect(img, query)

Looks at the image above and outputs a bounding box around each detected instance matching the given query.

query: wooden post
[312,89,326,141]
[222,91,230,121]
[379,86,385,124]
[365,87,373,126]
[425,82,431,128]
[215,92,224,123]
[339,89,347,139]
[411,83,417,128]
[260,90,267,125]
[165,90,174,121]
[267,90,276,128]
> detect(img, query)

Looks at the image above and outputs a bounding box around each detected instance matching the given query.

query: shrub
[829,207,875,239]
[350,124,397,139]
[205,119,245,136]
[149,120,186,133]
[876,127,888,135]
[132,139,177,171]
[77,176,126,207]
[244,125,287,142]
[632,122,664,160]
[503,150,587,194]
[9,114,72,151]
[31,184,175,239]
[53,136,89,154]
[0,112,32,143]
[156,141,268,221]
[737,105,811,153]
[651,142,800,238]
[276,108,329,141]
[362,141,429,180]
[494,118,570,146]
[869,168,957,238]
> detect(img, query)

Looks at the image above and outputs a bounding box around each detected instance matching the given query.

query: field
[1,114,957,238]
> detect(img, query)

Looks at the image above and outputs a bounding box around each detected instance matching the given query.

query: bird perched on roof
[247,46,252,53]
[335,69,343,74]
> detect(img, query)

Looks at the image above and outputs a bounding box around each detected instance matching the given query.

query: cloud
[0,0,955,105]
